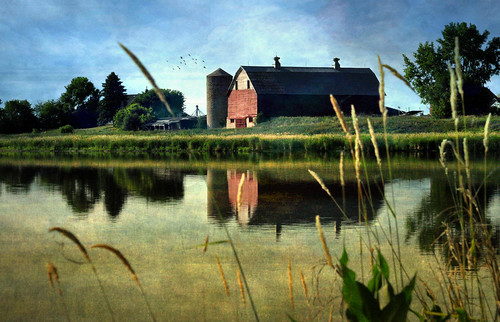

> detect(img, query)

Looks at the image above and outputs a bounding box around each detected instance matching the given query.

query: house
[145,116,198,131]
[207,57,380,129]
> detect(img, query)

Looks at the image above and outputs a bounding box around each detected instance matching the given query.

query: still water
[0,154,499,321]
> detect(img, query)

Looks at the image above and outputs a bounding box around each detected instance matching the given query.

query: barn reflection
[207,168,384,236]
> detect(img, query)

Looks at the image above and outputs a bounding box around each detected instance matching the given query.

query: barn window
[235,81,238,90]
[248,117,253,123]
[247,80,250,89]
[230,119,235,123]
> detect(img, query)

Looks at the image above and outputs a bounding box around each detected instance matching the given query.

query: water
[0,154,499,321]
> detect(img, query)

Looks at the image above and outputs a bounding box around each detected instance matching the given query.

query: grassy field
[0,115,499,154]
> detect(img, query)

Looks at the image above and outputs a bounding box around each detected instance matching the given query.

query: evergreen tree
[98,72,127,125]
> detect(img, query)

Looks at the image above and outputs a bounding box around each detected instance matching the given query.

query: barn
[206,57,381,129]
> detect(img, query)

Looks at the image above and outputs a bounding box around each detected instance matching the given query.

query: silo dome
[206,68,232,128]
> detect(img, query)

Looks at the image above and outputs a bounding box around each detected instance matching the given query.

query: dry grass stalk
[439,139,449,175]
[91,244,139,286]
[308,169,334,200]
[339,151,345,187]
[448,63,459,129]
[299,269,310,306]
[48,227,115,321]
[463,139,471,182]
[329,304,334,322]
[119,43,175,117]
[382,63,414,92]
[47,262,62,296]
[454,37,466,127]
[377,56,386,119]
[367,119,381,167]
[215,254,230,296]
[330,94,351,138]
[351,106,362,195]
[236,173,246,213]
[47,262,70,321]
[203,235,209,253]
[49,227,90,262]
[288,259,294,309]
[484,113,491,154]
[315,216,333,267]
[91,244,156,321]
[353,137,362,196]
[236,268,246,305]
[369,246,375,270]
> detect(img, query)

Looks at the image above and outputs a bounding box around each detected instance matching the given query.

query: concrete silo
[206,68,232,128]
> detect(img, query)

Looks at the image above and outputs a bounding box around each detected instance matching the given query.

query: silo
[206,68,232,128]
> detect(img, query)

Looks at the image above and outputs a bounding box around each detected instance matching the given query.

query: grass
[1,129,499,154]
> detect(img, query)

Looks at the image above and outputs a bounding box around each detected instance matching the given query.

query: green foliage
[113,103,156,131]
[132,88,185,118]
[59,125,74,134]
[196,116,207,129]
[340,248,416,322]
[35,99,70,130]
[0,99,38,134]
[403,22,500,118]
[60,77,100,128]
[98,72,127,126]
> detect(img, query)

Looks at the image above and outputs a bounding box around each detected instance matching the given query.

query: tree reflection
[406,172,500,261]
[0,165,37,194]
[102,171,127,220]
[0,165,186,221]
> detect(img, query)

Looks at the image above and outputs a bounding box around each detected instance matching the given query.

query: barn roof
[228,66,380,96]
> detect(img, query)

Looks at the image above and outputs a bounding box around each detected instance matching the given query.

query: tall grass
[307,39,500,320]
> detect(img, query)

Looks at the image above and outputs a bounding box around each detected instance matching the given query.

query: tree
[60,77,100,128]
[98,72,127,125]
[35,99,70,130]
[0,99,38,134]
[131,88,185,118]
[403,22,500,118]
[113,103,156,131]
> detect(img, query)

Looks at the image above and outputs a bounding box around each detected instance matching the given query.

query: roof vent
[333,57,340,70]
[274,56,281,69]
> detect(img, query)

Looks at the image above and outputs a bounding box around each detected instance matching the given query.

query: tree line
[0,72,186,134]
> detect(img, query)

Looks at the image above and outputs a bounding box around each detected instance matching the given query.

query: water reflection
[406,173,500,257]
[0,165,187,220]
[207,169,384,238]
[0,160,499,253]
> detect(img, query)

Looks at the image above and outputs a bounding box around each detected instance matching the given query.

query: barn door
[235,118,246,128]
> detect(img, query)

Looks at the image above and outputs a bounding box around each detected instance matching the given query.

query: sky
[1,0,500,115]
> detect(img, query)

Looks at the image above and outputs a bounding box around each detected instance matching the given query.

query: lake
[1,153,499,321]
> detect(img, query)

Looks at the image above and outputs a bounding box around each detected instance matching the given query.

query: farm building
[206,57,381,129]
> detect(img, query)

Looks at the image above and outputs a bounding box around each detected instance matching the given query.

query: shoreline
[0,132,498,154]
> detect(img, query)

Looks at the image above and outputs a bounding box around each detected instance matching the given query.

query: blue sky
[1,0,499,115]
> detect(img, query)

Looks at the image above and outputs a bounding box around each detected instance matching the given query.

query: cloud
[0,0,499,114]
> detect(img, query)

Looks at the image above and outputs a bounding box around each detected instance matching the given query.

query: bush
[59,125,74,134]
[113,103,156,131]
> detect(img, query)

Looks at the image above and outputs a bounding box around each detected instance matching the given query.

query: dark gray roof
[207,68,232,77]
[229,66,379,96]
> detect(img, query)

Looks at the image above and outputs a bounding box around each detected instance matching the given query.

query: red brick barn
[225,57,380,128]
